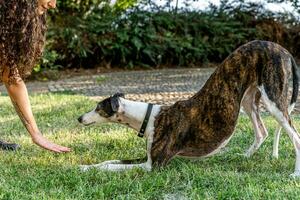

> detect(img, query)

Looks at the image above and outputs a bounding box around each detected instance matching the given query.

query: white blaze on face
[80,109,109,125]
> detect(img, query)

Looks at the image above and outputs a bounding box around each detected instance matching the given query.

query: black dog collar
[138,103,153,137]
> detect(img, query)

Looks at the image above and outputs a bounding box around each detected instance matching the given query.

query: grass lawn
[1,93,300,199]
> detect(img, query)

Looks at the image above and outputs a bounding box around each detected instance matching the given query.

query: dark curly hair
[0,0,47,84]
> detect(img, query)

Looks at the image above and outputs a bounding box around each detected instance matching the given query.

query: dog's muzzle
[78,116,84,123]
[78,116,96,126]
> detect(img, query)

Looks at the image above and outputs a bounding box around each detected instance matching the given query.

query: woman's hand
[31,133,71,153]
[4,68,71,153]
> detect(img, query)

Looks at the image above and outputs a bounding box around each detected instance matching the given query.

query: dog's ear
[113,93,125,98]
[97,96,118,117]
[110,93,124,111]
[110,95,120,112]
[97,94,123,116]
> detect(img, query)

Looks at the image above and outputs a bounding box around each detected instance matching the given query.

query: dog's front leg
[79,157,151,172]
[89,161,151,172]
[79,160,122,172]
[80,127,156,172]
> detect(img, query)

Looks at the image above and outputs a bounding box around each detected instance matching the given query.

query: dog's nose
[78,116,83,123]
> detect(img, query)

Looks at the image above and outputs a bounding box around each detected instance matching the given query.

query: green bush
[41,0,300,70]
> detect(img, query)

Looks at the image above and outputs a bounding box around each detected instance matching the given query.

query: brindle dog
[78,40,300,177]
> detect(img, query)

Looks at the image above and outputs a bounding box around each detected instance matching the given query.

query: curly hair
[0,0,47,84]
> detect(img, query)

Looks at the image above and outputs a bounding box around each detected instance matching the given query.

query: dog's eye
[96,104,110,117]
[98,109,110,117]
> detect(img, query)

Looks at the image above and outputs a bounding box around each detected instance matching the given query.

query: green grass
[1,93,300,199]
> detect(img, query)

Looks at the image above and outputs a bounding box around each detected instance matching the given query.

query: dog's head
[78,93,125,126]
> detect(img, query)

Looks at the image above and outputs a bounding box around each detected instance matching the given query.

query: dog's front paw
[290,171,300,178]
[244,152,252,158]
[244,148,255,158]
[79,165,90,172]
[240,151,253,158]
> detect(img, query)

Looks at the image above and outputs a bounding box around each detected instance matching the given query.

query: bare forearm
[5,80,40,137]
[4,78,71,152]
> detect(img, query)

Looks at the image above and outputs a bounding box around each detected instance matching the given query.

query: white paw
[235,153,250,158]
[272,153,279,159]
[244,151,253,158]
[79,165,90,172]
[290,171,300,178]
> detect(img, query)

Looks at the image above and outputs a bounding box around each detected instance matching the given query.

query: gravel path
[1,67,300,113]
[47,68,214,105]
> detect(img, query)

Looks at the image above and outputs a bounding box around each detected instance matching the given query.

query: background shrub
[39,0,300,71]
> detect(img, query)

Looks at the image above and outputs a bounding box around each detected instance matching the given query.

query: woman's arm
[3,68,70,153]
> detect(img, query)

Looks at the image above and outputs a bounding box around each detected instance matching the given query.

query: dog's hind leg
[271,57,299,159]
[260,86,300,177]
[272,104,295,158]
[242,86,269,157]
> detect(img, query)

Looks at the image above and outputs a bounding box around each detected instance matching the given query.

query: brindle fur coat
[0,0,46,83]
[151,40,299,166]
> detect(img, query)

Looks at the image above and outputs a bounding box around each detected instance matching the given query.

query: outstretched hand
[4,78,71,153]
[32,133,71,153]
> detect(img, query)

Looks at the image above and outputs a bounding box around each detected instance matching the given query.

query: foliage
[41,0,300,70]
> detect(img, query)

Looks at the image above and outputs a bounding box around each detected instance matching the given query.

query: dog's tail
[290,56,299,105]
